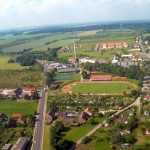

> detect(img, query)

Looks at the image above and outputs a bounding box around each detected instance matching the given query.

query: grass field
[72,82,134,94]
[43,125,53,150]
[63,117,105,142]
[0,55,29,70]
[0,101,37,115]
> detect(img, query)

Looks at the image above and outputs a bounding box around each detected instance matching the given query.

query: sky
[0,0,150,29]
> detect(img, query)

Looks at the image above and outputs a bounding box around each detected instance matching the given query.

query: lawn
[0,101,37,115]
[0,55,29,70]
[43,125,54,150]
[72,82,134,94]
[63,117,105,142]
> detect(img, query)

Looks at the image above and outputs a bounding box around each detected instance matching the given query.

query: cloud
[0,0,150,29]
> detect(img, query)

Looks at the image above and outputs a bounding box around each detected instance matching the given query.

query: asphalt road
[33,64,47,150]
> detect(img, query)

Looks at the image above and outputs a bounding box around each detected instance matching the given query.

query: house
[144,96,150,100]
[12,137,28,150]
[115,42,123,48]
[18,115,26,124]
[95,44,99,51]
[61,118,79,126]
[1,89,12,96]
[123,42,128,48]
[90,75,112,81]
[79,57,99,64]
[117,61,139,67]
[11,114,26,124]
[57,112,67,118]
[78,112,88,124]
[68,57,79,63]
[107,43,115,49]
[0,113,8,121]
[45,110,56,123]
[121,54,133,58]
[23,88,37,95]
[132,56,142,61]
[1,144,12,150]
[111,55,118,64]
[146,129,150,135]
[134,43,140,48]
[84,108,93,116]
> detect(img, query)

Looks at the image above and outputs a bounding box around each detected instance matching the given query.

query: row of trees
[83,62,144,81]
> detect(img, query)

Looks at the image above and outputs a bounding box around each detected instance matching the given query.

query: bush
[81,136,91,144]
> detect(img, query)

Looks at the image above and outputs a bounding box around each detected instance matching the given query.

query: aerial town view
[0,0,150,150]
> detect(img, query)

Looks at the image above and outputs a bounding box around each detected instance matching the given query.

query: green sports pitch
[72,82,134,94]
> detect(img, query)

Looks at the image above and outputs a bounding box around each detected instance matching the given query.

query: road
[68,96,141,150]
[32,63,47,150]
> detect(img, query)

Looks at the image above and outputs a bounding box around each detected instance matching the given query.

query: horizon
[0,19,150,32]
[0,0,150,30]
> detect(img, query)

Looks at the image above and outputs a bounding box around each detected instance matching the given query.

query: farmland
[0,101,37,115]
[64,82,135,94]
[0,69,43,88]
[0,55,29,70]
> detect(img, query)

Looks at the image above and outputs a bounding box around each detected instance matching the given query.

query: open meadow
[0,55,29,70]
[0,101,37,115]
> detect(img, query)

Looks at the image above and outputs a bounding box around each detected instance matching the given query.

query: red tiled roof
[144,96,150,100]
[12,114,23,119]
[90,75,112,79]
[23,88,37,92]
[84,108,93,114]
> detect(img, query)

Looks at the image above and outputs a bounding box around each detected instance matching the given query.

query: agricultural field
[69,82,135,94]
[0,101,37,115]
[0,55,29,70]
[0,70,43,88]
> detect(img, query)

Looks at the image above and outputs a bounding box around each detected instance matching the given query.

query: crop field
[0,55,29,70]
[0,32,77,52]
[0,101,37,115]
[0,70,43,88]
[71,82,134,94]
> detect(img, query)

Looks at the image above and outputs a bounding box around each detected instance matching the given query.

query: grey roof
[57,68,79,73]
[12,137,28,150]
[1,144,12,150]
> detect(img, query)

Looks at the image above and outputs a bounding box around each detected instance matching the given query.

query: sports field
[71,82,134,94]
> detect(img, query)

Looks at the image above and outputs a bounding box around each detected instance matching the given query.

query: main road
[32,63,48,150]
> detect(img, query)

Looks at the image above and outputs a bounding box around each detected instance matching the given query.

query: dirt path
[61,81,138,94]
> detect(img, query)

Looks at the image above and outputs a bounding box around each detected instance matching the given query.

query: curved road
[69,96,141,150]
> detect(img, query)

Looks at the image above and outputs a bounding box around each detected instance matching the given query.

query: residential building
[79,57,98,64]
[45,110,56,123]
[57,68,79,73]
[12,137,28,150]
[132,56,142,61]
[1,144,12,150]
[84,108,93,116]
[78,112,88,124]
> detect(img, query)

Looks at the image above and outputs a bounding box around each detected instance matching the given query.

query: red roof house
[84,108,93,116]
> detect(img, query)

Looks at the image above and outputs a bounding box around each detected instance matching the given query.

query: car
[44,88,47,91]
[34,141,37,144]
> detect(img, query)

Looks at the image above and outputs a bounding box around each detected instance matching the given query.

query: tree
[82,71,88,79]
[81,136,91,144]
[125,134,136,144]
[110,132,124,144]
[131,90,139,97]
